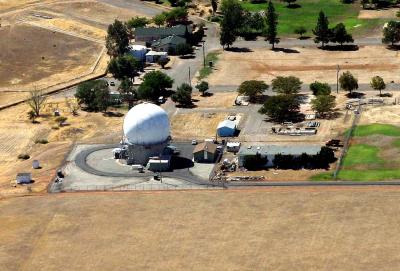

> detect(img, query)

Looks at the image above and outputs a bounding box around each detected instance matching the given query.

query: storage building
[217,120,236,137]
[193,142,218,163]
[16,173,32,184]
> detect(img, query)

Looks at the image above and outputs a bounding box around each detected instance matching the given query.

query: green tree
[27,87,47,117]
[259,94,300,122]
[118,78,136,109]
[211,0,218,14]
[219,0,243,49]
[382,21,400,46]
[157,57,170,69]
[264,1,279,49]
[281,0,297,7]
[75,80,110,111]
[314,146,335,169]
[361,0,369,9]
[105,19,129,57]
[126,16,149,30]
[107,54,140,81]
[339,71,358,95]
[152,13,167,27]
[27,110,36,123]
[196,81,209,96]
[294,26,306,38]
[271,76,302,95]
[94,85,111,112]
[313,11,331,48]
[243,153,268,170]
[237,80,269,102]
[172,83,193,106]
[330,23,353,46]
[176,43,194,56]
[137,71,174,101]
[370,75,386,96]
[311,95,336,118]
[310,81,331,96]
[165,7,188,26]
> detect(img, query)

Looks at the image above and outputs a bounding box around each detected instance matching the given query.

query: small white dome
[123,103,170,145]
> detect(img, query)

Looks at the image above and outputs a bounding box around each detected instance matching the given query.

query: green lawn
[342,144,382,167]
[197,51,220,80]
[352,124,400,137]
[311,169,400,181]
[241,0,384,36]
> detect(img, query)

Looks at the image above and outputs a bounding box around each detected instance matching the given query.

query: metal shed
[217,120,236,137]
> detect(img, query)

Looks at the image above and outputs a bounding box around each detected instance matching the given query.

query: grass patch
[198,51,220,80]
[352,124,400,137]
[241,0,383,36]
[337,169,400,181]
[310,172,334,181]
[342,144,382,167]
[393,138,400,148]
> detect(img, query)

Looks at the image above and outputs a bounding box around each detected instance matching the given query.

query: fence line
[61,183,223,192]
[333,104,362,179]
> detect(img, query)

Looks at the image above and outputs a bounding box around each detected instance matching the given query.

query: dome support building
[122,103,171,165]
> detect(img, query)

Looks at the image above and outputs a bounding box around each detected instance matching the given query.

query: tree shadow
[103,111,124,117]
[386,44,400,51]
[346,92,365,98]
[179,55,196,59]
[287,3,301,9]
[226,47,253,53]
[380,92,393,97]
[272,47,300,53]
[321,44,359,51]
[252,94,269,104]
[298,36,311,40]
[175,103,198,109]
[201,92,214,97]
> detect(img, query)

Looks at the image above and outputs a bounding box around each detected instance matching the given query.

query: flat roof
[238,145,321,156]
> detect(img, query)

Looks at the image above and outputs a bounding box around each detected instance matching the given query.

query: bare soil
[0,24,102,91]
[3,189,400,270]
[0,98,125,198]
[358,8,398,19]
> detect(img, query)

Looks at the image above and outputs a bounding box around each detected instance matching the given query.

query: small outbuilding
[217,120,237,137]
[193,142,218,163]
[16,173,32,184]
[148,155,171,172]
[145,51,168,63]
[226,142,241,153]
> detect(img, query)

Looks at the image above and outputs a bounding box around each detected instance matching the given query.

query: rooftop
[193,142,218,154]
[152,35,186,47]
[135,25,189,38]
[217,120,236,129]
[238,144,321,156]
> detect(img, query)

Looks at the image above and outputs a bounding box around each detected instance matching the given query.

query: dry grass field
[0,98,125,198]
[171,112,226,140]
[192,92,237,109]
[207,46,400,86]
[2,188,400,270]
[0,24,102,91]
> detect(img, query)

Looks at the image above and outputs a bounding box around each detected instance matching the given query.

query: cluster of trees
[219,0,279,48]
[172,83,193,105]
[339,71,359,95]
[259,76,302,122]
[310,81,336,118]
[237,80,269,102]
[273,147,336,169]
[313,11,353,47]
[75,80,110,112]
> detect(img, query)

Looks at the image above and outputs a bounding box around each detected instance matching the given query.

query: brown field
[3,188,400,270]
[171,112,226,140]
[0,0,43,11]
[192,92,237,109]
[358,8,398,19]
[0,98,124,198]
[0,24,102,91]
[207,46,400,86]
[44,1,146,25]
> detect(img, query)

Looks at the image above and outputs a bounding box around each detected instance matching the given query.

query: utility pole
[336,65,340,94]
[202,40,206,67]
[188,66,191,87]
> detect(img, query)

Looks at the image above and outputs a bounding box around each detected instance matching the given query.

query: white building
[145,51,168,63]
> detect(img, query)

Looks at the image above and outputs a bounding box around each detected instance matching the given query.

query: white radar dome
[123,103,170,145]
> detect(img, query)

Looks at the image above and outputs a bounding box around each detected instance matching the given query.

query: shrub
[310,81,331,96]
[35,139,48,144]
[18,154,30,160]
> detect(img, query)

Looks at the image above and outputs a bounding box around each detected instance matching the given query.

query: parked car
[191,139,197,145]
[158,96,165,104]
[110,81,115,86]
